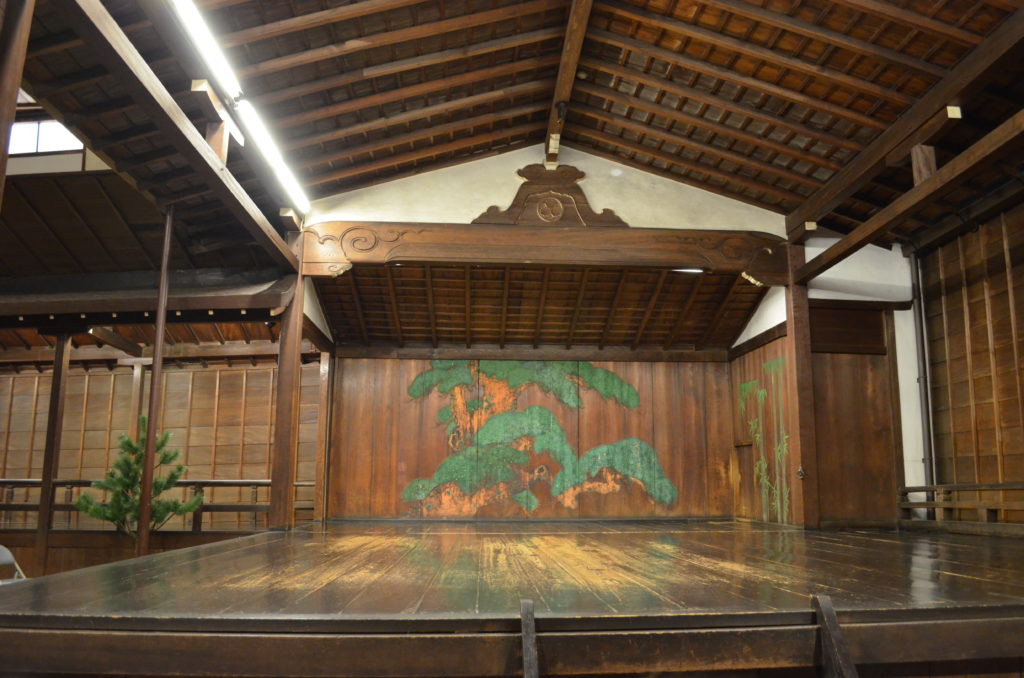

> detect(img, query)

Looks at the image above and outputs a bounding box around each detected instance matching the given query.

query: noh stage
[1,520,1023,676]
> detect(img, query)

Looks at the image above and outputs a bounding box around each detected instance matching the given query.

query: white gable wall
[308,144,785,236]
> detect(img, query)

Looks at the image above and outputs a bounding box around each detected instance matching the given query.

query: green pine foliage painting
[401,360,677,516]
[737,357,790,523]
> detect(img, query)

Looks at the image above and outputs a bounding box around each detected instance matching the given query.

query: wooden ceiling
[316,263,765,351]
[13,0,1023,256]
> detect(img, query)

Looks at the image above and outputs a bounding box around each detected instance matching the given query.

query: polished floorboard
[1,520,1024,630]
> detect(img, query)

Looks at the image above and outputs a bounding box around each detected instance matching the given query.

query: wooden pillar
[127,362,145,440]
[136,206,174,556]
[312,351,333,522]
[269,241,305,529]
[34,333,71,574]
[0,0,36,208]
[784,244,820,527]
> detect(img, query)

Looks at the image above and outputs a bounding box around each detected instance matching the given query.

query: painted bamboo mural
[401,360,678,516]
[738,356,790,523]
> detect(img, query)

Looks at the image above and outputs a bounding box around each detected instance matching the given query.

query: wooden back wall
[329,359,733,519]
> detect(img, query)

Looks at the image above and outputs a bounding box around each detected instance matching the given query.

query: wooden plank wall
[730,309,901,527]
[0,362,322,531]
[329,359,733,519]
[923,204,1024,521]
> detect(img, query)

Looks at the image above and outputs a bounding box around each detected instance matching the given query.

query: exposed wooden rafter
[785,10,1024,235]
[58,0,297,271]
[545,0,594,166]
[796,108,1024,284]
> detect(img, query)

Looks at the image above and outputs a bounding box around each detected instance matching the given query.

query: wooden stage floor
[2,520,1024,675]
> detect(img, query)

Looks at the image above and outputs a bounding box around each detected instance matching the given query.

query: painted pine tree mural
[402,360,678,516]
[737,356,790,523]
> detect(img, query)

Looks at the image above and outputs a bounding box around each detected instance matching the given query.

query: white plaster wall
[308,144,785,236]
[303,282,332,343]
[7,150,108,175]
[732,286,786,345]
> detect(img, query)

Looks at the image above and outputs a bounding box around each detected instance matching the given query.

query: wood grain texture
[328,359,732,519]
[923,204,1024,522]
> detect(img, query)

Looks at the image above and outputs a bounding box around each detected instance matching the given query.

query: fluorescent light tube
[169,0,242,101]
[673,268,704,274]
[235,100,311,215]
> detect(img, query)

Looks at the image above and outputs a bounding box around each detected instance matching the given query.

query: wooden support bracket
[812,595,858,678]
[520,599,538,678]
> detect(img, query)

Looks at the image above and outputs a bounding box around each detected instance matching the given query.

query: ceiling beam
[590,29,886,131]
[285,80,551,152]
[694,0,946,78]
[573,104,824,189]
[279,55,558,129]
[220,0,425,47]
[307,122,546,187]
[59,0,297,271]
[254,27,563,106]
[574,81,843,171]
[301,315,333,353]
[301,103,547,172]
[631,269,668,349]
[545,0,594,165]
[826,0,983,46]
[785,10,1024,234]
[572,125,807,204]
[579,57,862,152]
[239,0,564,79]
[598,0,913,107]
[0,341,318,364]
[303,224,788,284]
[87,327,143,357]
[795,107,1024,284]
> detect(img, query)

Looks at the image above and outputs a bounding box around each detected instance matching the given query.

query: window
[7,120,83,155]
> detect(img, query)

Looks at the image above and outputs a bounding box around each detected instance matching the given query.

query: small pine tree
[75,416,203,541]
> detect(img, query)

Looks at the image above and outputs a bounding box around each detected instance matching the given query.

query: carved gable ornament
[472,164,629,228]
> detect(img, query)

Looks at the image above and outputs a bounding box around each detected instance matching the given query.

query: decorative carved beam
[59,0,297,271]
[795,107,1024,284]
[545,0,593,166]
[302,222,787,285]
[785,11,1024,234]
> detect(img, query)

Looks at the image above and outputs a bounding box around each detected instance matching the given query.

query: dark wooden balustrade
[0,478,315,532]
[899,482,1024,536]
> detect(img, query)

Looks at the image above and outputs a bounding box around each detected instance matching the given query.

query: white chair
[0,545,26,584]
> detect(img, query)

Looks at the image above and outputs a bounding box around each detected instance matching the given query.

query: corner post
[270,237,305,529]
[136,205,174,556]
[785,244,820,527]
[34,332,71,574]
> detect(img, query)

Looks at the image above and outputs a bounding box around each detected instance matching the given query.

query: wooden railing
[0,479,315,532]
[899,482,1024,533]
